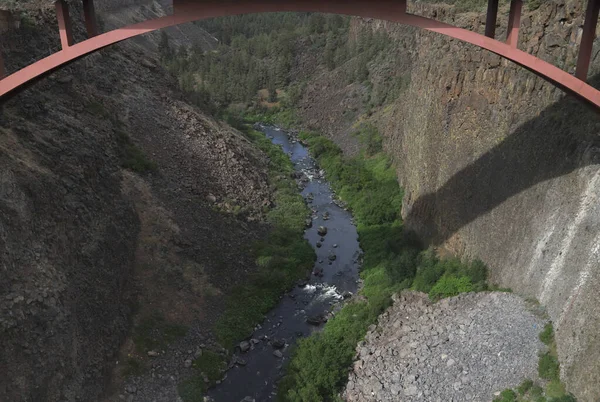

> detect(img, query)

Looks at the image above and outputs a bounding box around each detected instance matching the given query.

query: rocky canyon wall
[0,1,270,401]
[379,1,600,399]
[296,0,600,399]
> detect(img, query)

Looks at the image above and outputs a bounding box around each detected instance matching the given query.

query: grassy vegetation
[278,128,493,401]
[242,106,300,129]
[212,127,315,349]
[493,323,576,402]
[411,250,488,300]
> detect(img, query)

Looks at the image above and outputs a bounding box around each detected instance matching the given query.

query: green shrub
[539,352,560,381]
[178,350,228,401]
[493,389,517,402]
[178,376,205,402]
[517,379,534,395]
[353,123,382,156]
[193,350,227,383]
[530,384,544,397]
[539,323,554,345]
[527,0,543,11]
[429,275,474,300]
[412,250,487,299]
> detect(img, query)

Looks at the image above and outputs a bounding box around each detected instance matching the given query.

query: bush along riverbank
[179,125,315,400]
[277,127,501,402]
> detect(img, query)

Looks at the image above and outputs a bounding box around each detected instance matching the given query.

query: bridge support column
[485,0,499,38]
[576,0,600,81]
[83,0,99,38]
[55,0,74,50]
[506,0,522,48]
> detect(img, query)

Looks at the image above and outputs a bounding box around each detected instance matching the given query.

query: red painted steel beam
[1,0,600,110]
[83,0,99,38]
[506,0,522,48]
[55,0,74,49]
[576,0,600,81]
[485,0,499,38]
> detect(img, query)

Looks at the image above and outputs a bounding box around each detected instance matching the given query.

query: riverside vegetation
[179,125,315,400]
[275,125,501,401]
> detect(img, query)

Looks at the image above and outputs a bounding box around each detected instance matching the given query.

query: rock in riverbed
[238,341,251,353]
[317,226,328,236]
[306,314,327,326]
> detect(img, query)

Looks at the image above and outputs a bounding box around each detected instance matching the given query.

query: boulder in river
[272,339,285,349]
[314,266,324,277]
[317,226,328,236]
[273,350,283,358]
[328,253,337,261]
[305,218,313,228]
[238,341,251,353]
[323,212,330,220]
[316,242,322,248]
[306,314,327,326]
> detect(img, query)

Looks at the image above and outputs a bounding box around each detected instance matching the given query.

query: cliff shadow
[404,74,600,245]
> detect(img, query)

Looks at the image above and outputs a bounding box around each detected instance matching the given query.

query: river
[206,125,362,401]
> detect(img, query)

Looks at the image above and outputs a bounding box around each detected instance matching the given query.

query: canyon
[0,0,599,401]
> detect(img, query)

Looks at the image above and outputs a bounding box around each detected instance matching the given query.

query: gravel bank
[344,291,547,402]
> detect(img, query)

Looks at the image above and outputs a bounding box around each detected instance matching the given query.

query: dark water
[207,125,361,402]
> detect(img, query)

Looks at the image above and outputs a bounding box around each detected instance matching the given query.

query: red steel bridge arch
[1,0,600,109]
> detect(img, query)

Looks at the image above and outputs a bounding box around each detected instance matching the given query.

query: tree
[267,71,277,103]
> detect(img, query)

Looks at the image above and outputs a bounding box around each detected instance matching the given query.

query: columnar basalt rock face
[296,1,600,399]
[382,3,600,400]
